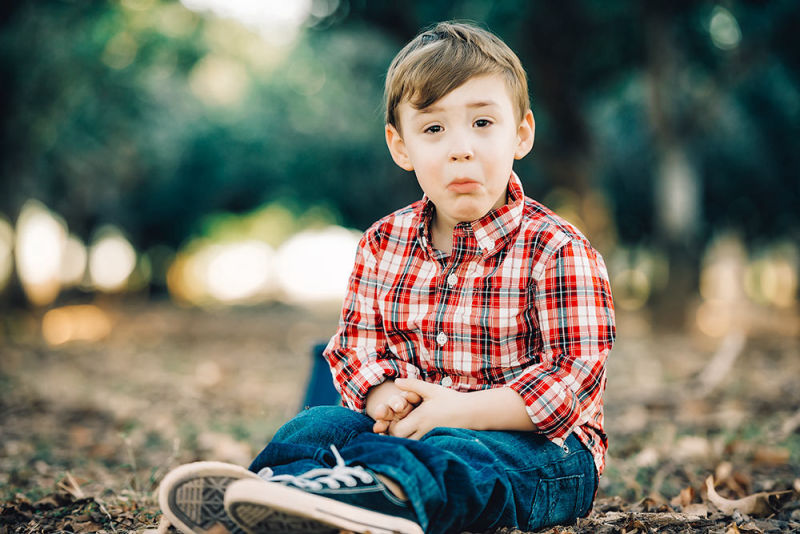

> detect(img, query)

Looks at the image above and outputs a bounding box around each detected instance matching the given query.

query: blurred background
[1,1,799,528]
[1,0,798,329]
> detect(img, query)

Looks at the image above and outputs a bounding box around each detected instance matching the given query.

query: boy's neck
[429,191,509,255]
[431,216,455,255]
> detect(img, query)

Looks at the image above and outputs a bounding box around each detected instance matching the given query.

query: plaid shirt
[324,174,615,474]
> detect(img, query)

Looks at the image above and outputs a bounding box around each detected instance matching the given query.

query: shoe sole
[224,479,424,534]
[158,461,262,534]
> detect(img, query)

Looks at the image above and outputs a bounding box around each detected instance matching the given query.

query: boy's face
[386,75,534,231]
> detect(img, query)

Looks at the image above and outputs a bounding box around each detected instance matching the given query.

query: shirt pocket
[473,283,536,370]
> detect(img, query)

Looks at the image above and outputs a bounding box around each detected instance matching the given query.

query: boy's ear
[385,124,414,171]
[514,110,535,160]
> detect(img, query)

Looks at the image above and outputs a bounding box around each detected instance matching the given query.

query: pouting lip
[448,178,480,185]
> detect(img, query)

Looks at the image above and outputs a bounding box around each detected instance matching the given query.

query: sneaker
[224,446,423,534]
[158,461,263,534]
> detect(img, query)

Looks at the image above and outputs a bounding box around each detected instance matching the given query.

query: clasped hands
[365,377,464,441]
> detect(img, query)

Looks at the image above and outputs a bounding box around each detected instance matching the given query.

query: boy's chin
[444,206,495,225]
[452,199,502,221]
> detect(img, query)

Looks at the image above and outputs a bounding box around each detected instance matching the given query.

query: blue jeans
[250,406,597,534]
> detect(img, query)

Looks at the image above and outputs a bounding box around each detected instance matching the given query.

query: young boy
[159,21,615,534]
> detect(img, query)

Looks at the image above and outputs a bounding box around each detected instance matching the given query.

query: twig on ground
[56,471,85,500]
[695,331,747,398]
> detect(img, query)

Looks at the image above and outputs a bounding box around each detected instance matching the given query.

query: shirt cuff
[506,367,581,446]
[339,357,421,413]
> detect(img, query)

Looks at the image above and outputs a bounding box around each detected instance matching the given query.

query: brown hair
[384,21,529,128]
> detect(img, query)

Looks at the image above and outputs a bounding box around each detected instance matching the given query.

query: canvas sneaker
[224,446,423,534]
[158,461,263,534]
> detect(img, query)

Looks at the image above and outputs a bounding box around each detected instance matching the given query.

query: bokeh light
[167,239,275,306]
[744,243,799,308]
[41,305,113,346]
[189,54,249,107]
[15,200,67,306]
[709,6,742,51]
[613,269,651,311]
[275,226,360,303]
[89,227,138,292]
[60,235,88,288]
[206,240,274,303]
[0,217,13,293]
[180,0,315,45]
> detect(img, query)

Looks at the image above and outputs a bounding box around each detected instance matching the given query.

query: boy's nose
[449,149,473,162]
[448,138,474,161]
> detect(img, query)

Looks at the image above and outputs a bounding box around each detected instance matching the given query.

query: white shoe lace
[256,445,374,491]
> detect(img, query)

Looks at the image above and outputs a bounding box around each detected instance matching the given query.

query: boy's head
[383,22,535,233]
[384,21,529,130]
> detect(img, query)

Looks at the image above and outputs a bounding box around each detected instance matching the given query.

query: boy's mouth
[447,178,481,193]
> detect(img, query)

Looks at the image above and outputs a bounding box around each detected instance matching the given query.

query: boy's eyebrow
[416,100,501,114]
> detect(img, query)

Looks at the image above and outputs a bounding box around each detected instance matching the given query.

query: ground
[1,299,799,533]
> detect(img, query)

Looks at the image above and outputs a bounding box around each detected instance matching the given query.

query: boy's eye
[424,125,443,134]
[474,119,492,128]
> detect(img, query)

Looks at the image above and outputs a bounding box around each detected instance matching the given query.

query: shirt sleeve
[323,231,421,413]
[507,238,615,445]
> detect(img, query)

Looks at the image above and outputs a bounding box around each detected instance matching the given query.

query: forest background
[1,1,799,533]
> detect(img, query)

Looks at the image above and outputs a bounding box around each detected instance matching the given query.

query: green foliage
[0,0,798,257]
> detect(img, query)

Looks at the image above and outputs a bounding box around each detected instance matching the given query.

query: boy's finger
[373,403,388,420]
[395,377,440,398]
[403,391,422,405]
[373,419,389,434]
[387,417,412,439]
[389,409,424,439]
[390,397,407,412]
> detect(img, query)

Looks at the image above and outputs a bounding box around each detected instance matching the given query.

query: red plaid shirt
[324,174,615,474]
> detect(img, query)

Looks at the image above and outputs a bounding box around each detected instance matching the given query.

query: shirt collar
[415,172,525,258]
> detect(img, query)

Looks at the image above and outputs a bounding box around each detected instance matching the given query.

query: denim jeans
[249,406,597,534]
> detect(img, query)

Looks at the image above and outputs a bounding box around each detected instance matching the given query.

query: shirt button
[436,332,448,346]
[441,376,453,387]
[446,273,458,287]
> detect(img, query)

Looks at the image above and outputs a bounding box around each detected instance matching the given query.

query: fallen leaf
[683,503,709,518]
[705,475,793,517]
[73,520,104,533]
[671,485,695,508]
[716,461,734,483]
[752,446,790,466]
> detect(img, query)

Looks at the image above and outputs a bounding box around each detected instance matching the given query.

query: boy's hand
[365,380,422,434]
[371,392,419,434]
[389,378,466,440]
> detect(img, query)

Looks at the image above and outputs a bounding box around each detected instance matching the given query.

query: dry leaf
[705,475,792,517]
[716,461,734,483]
[752,446,790,466]
[73,520,103,533]
[683,503,709,518]
[671,485,695,508]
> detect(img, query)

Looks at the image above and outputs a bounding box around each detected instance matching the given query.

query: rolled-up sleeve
[507,239,615,445]
[323,232,421,412]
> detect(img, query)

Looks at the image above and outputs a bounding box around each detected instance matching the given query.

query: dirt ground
[1,299,799,533]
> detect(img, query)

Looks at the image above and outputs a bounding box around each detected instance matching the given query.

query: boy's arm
[390,379,534,439]
[505,238,615,445]
[324,232,422,413]
[391,239,614,441]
